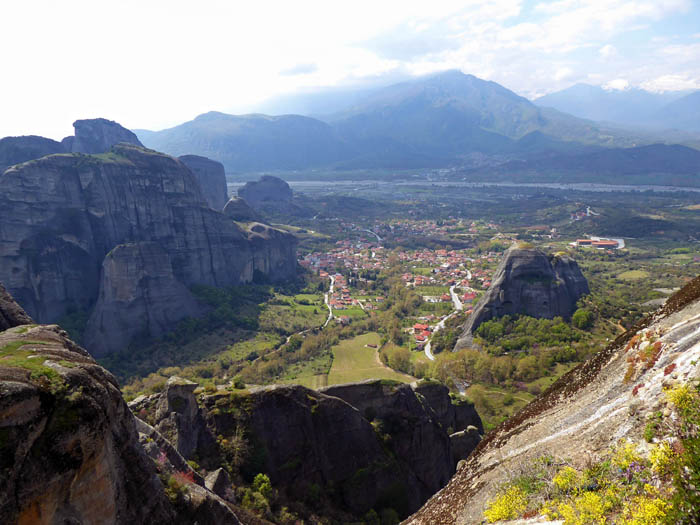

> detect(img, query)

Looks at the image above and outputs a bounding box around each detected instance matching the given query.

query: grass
[326,333,416,386]
[332,306,367,319]
[0,339,64,392]
[618,270,651,280]
[414,285,450,296]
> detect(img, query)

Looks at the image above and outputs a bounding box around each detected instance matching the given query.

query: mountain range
[137,71,695,176]
[535,83,700,132]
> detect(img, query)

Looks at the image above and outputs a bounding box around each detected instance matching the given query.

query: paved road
[449,285,463,311]
[322,275,335,327]
[363,229,382,242]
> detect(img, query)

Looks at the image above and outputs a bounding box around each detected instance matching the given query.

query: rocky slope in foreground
[456,246,589,349]
[130,378,482,521]
[0,289,240,524]
[0,143,296,356]
[407,275,700,524]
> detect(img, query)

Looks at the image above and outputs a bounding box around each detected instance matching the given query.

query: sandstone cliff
[0,143,297,356]
[0,135,65,172]
[224,196,261,222]
[179,154,228,211]
[0,287,240,524]
[238,175,292,207]
[456,246,589,349]
[0,283,33,331]
[407,276,700,524]
[63,118,143,153]
[131,378,483,520]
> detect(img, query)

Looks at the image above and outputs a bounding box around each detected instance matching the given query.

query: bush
[572,308,594,330]
[484,486,527,522]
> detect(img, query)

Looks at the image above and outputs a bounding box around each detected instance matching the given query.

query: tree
[572,308,594,330]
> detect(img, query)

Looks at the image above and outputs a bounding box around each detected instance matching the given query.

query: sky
[2,0,699,139]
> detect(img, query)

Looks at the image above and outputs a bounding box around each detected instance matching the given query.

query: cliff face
[0,287,239,524]
[238,175,293,206]
[131,378,483,520]
[223,196,261,222]
[407,276,700,524]
[84,243,207,356]
[178,154,228,211]
[0,143,297,355]
[0,135,65,172]
[0,283,33,331]
[456,246,589,349]
[64,118,144,154]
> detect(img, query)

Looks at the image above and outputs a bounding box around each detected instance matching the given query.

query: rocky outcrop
[223,196,261,222]
[456,246,589,349]
[132,379,482,520]
[0,319,239,524]
[63,118,143,153]
[412,380,483,435]
[178,154,228,211]
[449,426,481,464]
[238,175,292,206]
[0,282,33,330]
[0,143,297,355]
[84,243,206,356]
[0,135,64,172]
[407,276,700,524]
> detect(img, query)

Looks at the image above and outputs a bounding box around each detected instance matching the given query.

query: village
[299,215,628,352]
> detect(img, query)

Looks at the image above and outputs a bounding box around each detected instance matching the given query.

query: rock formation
[130,378,483,520]
[0,142,297,356]
[407,276,700,524]
[0,285,240,524]
[0,282,33,330]
[238,175,293,207]
[178,154,228,211]
[223,196,261,222]
[0,135,65,172]
[63,118,144,153]
[456,246,589,349]
[1,119,145,174]
[84,243,206,356]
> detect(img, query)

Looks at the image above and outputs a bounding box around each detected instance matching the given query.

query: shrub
[557,492,607,525]
[252,473,273,500]
[572,308,594,330]
[612,439,643,470]
[483,486,527,522]
[553,466,581,493]
[619,486,670,525]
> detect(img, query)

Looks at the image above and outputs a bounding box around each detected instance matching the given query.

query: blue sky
[1,0,698,139]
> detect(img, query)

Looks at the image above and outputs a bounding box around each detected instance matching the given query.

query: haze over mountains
[535,83,700,132]
[135,71,700,184]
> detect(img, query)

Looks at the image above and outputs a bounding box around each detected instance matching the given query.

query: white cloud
[603,78,630,90]
[0,0,696,138]
[554,67,574,81]
[599,44,618,59]
[641,74,700,92]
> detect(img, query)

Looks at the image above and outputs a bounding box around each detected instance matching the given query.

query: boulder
[178,154,228,211]
[456,246,589,349]
[205,468,232,497]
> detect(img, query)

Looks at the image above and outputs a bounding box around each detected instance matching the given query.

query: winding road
[322,275,335,328]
